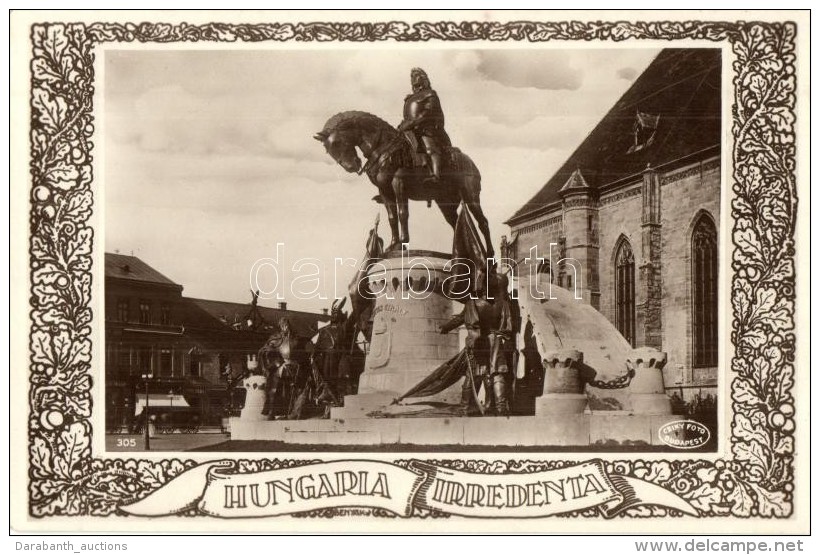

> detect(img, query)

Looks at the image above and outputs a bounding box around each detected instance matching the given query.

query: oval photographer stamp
[657,419,711,449]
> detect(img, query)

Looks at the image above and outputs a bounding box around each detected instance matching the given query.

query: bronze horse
[314,111,494,257]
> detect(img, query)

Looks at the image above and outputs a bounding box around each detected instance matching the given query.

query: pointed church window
[615,239,636,346]
[692,215,718,368]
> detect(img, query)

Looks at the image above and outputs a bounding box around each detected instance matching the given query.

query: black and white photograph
[9,9,809,535]
[100,46,721,454]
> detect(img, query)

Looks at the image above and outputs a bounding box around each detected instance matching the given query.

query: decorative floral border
[27,19,796,519]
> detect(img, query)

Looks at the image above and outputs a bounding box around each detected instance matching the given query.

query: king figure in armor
[397,67,452,185]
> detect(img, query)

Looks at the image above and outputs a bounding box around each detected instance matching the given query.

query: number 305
[116,438,136,447]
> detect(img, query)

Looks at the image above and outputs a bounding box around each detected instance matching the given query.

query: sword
[465,348,488,416]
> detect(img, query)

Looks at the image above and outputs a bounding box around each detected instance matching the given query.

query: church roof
[560,168,590,192]
[507,48,721,224]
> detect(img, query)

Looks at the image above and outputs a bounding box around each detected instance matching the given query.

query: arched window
[692,215,718,368]
[615,239,636,346]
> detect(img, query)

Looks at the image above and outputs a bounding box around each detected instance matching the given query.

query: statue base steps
[230,413,681,447]
[629,394,675,415]
[535,393,588,415]
[330,393,396,419]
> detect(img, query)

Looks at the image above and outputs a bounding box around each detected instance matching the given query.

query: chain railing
[586,367,635,390]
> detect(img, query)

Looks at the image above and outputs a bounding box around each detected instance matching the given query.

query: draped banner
[120,459,697,518]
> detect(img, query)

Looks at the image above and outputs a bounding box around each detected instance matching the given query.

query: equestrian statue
[314,67,494,257]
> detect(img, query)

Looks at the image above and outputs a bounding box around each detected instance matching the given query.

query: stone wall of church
[596,184,643,328]
[659,157,721,395]
[511,211,562,281]
[562,194,599,306]
[508,156,720,400]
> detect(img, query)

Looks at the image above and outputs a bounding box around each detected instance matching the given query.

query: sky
[104,46,659,313]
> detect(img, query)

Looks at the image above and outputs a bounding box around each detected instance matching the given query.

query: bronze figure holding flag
[393,204,519,416]
[439,271,518,416]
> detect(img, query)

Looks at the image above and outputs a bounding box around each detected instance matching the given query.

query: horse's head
[314,129,361,174]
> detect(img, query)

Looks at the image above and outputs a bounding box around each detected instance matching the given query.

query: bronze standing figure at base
[312,298,362,401]
[257,317,338,420]
[440,272,519,416]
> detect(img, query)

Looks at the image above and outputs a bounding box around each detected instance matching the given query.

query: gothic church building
[505,49,721,399]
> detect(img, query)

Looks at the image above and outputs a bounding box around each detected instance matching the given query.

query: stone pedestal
[535,349,589,415]
[231,349,688,448]
[627,347,672,414]
[231,413,686,448]
[336,250,461,417]
[240,375,267,421]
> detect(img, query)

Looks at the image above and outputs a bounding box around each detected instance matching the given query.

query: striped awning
[134,393,190,415]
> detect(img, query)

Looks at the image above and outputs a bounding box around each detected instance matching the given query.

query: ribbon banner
[120,459,697,519]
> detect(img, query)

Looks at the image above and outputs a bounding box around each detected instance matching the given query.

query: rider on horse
[397,68,452,186]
